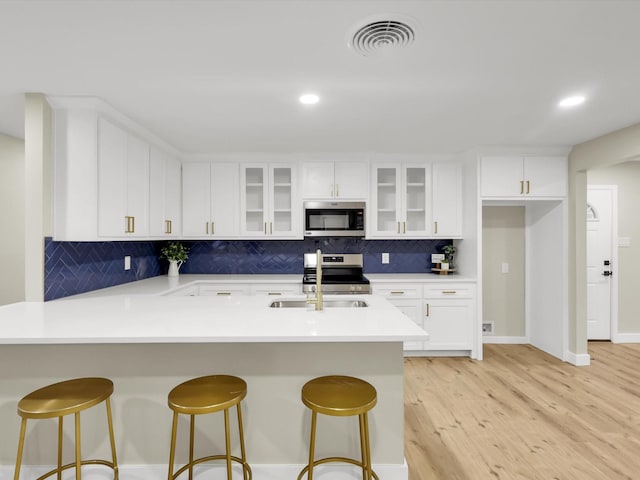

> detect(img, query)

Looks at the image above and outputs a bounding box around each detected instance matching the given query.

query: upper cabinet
[52,103,182,241]
[182,162,239,238]
[369,162,461,238]
[240,163,301,239]
[480,155,567,198]
[97,118,150,238]
[149,147,181,237]
[301,161,368,199]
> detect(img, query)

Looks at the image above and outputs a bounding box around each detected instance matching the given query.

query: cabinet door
[389,299,424,352]
[125,134,150,236]
[524,156,567,197]
[370,164,401,236]
[424,299,474,350]
[432,162,461,237]
[182,163,212,237]
[480,156,524,197]
[211,163,240,237]
[97,118,127,237]
[334,161,368,199]
[269,164,297,237]
[301,162,334,199]
[149,148,180,237]
[241,165,268,236]
[403,165,431,236]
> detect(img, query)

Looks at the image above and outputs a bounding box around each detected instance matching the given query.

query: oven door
[304,201,365,237]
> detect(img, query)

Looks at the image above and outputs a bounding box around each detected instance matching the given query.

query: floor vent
[482,322,494,336]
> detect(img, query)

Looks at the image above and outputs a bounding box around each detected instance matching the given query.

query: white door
[586,186,616,340]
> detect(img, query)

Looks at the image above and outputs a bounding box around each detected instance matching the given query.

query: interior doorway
[586,185,617,340]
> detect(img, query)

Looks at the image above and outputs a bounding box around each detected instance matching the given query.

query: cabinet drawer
[250,283,302,296]
[423,284,475,299]
[373,283,422,299]
[198,284,251,296]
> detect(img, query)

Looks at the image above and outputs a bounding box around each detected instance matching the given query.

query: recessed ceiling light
[559,95,586,108]
[299,93,320,105]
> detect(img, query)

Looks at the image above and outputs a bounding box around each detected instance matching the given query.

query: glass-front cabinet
[370,164,432,238]
[240,163,300,238]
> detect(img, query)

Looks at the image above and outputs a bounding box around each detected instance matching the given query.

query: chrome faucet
[307,249,323,311]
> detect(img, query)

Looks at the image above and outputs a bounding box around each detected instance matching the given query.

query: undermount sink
[269,299,368,309]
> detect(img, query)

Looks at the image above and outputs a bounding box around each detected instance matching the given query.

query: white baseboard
[613,333,640,343]
[404,350,471,357]
[483,336,529,344]
[3,461,408,480]
[564,350,591,366]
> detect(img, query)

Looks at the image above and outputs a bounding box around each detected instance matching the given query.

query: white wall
[0,133,25,305]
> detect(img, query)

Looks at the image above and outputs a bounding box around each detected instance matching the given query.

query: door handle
[602,271,613,277]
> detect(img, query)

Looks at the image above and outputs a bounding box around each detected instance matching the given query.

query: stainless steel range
[302,253,370,294]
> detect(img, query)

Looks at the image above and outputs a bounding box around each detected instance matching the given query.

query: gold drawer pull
[267,292,282,296]
[390,291,405,295]
[425,304,430,317]
[442,290,457,295]
[165,220,172,234]
[216,292,232,296]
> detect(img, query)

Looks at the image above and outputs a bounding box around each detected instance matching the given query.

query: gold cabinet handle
[206,222,209,234]
[526,180,530,194]
[270,222,273,235]
[390,291,405,295]
[520,180,524,194]
[425,303,430,317]
[336,184,339,197]
[268,292,282,296]
[264,222,267,234]
[397,222,400,234]
[165,220,172,234]
[403,221,406,234]
[434,221,438,234]
[216,292,232,296]
[212,221,215,235]
[125,216,135,233]
[442,290,457,295]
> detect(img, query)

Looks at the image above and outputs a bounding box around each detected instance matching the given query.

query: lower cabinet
[373,280,477,357]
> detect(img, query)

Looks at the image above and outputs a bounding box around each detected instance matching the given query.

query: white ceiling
[2,0,640,155]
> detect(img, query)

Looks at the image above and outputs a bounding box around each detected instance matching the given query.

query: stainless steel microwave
[303,201,365,237]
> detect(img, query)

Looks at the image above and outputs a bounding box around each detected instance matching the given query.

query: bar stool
[297,375,379,480]
[167,375,251,480]
[13,377,119,480]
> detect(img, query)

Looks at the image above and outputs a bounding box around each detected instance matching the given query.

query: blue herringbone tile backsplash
[45,237,451,300]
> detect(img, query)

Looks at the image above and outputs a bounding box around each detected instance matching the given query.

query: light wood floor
[404,343,640,480]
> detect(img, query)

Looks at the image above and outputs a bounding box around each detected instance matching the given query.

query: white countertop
[0,292,428,345]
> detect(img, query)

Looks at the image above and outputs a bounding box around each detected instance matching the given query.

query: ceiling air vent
[348,15,416,57]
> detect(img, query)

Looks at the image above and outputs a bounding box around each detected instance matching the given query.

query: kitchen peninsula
[0,278,427,480]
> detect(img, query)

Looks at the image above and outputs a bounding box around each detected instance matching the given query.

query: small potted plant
[442,244,456,270]
[160,241,189,277]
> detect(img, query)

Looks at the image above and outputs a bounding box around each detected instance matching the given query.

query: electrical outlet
[382,253,390,264]
[124,256,131,271]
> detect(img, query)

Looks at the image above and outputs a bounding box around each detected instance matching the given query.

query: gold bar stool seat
[297,375,379,480]
[13,377,119,480]
[167,375,251,480]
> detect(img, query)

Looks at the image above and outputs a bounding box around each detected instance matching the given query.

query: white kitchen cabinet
[301,161,368,199]
[182,163,239,238]
[432,162,462,237]
[240,163,300,239]
[198,284,251,296]
[149,147,181,237]
[424,284,475,351]
[369,163,432,238]
[373,283,424,351]
[97,118,149,238]
[250,283,302,296]
[480,155,567,197]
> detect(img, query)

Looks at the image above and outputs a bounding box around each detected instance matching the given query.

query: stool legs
[167,403,251,480]
[359,412,372,480]
[14,399,118,480]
